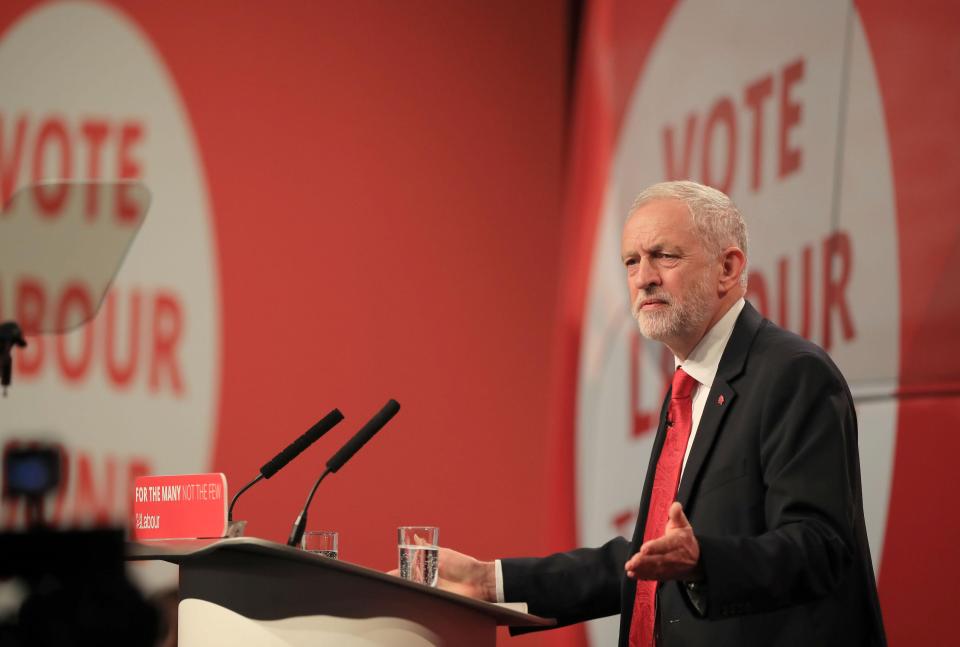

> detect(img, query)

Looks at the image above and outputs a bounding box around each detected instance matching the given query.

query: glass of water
[301,530,339,559]
[398,526,439,587]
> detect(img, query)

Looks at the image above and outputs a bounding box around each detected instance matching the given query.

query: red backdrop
[0,1,572,645]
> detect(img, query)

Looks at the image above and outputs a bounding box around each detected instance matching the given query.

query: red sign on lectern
[132,473,228,540]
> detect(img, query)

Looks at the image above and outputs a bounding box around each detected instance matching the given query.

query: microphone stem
[288,468,331,547]
[228,473,263,522]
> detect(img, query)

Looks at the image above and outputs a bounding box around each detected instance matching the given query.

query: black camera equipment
[0,443,159,646]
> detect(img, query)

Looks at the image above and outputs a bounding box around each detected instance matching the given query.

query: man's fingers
[666,501,690,530]
[625,549,642,571]
[625,553,669,580]
[641,536,673,557]
[624,504,698,580]
[625,538,670,572]
[435,577,475,597]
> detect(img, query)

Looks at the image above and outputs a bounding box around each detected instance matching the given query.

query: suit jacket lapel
[676,380,735,506]
[677,302,765,506]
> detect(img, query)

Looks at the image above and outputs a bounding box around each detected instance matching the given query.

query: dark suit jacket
[502,302,887,646]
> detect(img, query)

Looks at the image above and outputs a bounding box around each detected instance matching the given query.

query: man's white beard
[632,275,714,343]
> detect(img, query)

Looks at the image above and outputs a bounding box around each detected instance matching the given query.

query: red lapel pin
[717,395,725,405]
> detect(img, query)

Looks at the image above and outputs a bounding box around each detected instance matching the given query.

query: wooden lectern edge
[126,536,555,628]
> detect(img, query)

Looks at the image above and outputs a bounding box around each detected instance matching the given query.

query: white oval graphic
[575,2,898,643]
[0,1,220,585]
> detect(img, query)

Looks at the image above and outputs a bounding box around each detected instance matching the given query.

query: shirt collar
[675,298,745,389]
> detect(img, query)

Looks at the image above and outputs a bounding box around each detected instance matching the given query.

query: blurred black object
[0,444,159,646]
[2,445,62,528]
[2,446,60,497]
[0,529,159,647]
[0,321,26,397]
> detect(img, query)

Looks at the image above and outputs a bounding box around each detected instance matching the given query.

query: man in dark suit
[436,181,886,646]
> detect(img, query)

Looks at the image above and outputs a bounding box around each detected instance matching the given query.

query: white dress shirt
[676,297,744,478]
[494,298,747,603]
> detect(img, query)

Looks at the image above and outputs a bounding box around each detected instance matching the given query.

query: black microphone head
[326,399,399,473]
[379,399,400,419]
[260,408,344,478]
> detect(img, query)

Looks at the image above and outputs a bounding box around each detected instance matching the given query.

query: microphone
[326,399,400,473]
[287,399,400,547]
[227,408,344,523]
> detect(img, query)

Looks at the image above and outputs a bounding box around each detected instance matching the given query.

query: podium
[128,537,553,647]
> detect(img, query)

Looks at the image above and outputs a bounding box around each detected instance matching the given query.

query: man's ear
[718,247,746,295]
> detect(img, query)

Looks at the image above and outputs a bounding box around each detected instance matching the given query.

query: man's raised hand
[625,502,702,582]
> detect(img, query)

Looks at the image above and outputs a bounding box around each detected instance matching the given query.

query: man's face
[621,199,719,351]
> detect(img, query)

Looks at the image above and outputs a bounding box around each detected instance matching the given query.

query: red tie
[629,367,698,647]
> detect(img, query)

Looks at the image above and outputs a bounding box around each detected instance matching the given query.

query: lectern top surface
[127,536,554,628]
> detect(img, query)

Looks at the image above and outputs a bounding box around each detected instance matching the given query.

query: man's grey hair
[630,180,748,287]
